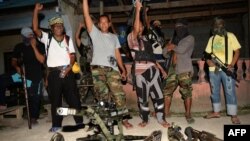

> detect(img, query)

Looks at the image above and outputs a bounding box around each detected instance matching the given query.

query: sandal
[185,115,195,124]
[231,116,241,124]
[122,120,133,129]
[203,112,220,119]
[158,121,170,128]
[138,121,148,128]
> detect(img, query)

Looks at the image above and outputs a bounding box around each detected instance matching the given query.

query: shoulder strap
[65,35,70,47]
[211,36,215,53]
[46,32,53,56]
[225,33,228,65]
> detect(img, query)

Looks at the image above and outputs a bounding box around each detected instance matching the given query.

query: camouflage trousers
[163,65,193,100]
[91,66,126,110]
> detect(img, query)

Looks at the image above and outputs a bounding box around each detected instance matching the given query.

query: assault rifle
[185,126,223,141]
[127,0,150,27]
[168,123,186,141]
[163,33,177,75]
[168,124,223,141]
[163,50,174,75]
[19,53,32,129]
[203,52,239,82]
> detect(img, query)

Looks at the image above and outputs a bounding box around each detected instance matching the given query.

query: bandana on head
[48,17,64,26]
[153,20,161,27]
[21,27,33,38]
[21,27,34,46]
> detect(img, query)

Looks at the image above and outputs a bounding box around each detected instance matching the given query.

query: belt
[48,66,67,72]
[91,65,113,71]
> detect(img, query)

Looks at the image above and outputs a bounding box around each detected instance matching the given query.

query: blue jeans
[209,71,237,115]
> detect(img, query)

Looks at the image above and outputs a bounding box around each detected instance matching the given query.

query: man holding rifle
[162,19,195,124]
[203,17,241,124]
[12,27,45,126]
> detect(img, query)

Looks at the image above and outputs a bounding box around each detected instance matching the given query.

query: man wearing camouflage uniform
[82,0,133,129]
[163,19,195,124]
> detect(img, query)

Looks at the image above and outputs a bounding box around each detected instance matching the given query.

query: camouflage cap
[48,17,64,26]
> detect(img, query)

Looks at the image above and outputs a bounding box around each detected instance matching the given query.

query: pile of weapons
[55,100,162,141]
[168,123,223,141]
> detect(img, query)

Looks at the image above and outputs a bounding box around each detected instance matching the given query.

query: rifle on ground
[20,53,32,129]
[203,51,239,82]
[168,123,186,141]
[185,126,223,141]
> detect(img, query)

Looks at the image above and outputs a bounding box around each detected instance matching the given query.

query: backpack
[46,32,70,57]
[45,33,80,73]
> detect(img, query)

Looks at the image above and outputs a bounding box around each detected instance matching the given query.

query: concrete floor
[0,112,250,141]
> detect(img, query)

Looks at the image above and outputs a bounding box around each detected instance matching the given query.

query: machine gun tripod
[56,102,162,141]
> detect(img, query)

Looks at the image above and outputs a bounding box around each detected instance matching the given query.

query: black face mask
[171,27,189,45]
[176,27,188,38]
[213,27,226,36]
[23,37,31,46]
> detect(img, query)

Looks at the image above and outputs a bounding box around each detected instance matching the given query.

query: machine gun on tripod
[57,97,164,141]
[203,52,239,82]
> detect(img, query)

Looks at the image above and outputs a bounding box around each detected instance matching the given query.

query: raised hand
[30,37,37,49]
[34,3,43,12]
[135,0,142,9]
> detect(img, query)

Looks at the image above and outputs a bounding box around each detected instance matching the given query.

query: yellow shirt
[205,32,241,71]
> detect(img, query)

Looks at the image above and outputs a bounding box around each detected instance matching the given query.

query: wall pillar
[245,59,250,81]
[236,59,244,81]
[197,60,207,83]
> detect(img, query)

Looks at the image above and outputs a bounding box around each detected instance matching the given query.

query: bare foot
[122,120,133,129]
[138,121,148,128]
[158,120,170,128]
[203,112,220,119]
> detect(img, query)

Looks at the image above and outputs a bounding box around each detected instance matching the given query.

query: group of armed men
[0,0,241,135]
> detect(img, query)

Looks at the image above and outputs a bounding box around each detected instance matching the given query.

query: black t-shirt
[12,42,45,82]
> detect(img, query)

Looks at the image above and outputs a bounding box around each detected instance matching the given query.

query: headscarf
[172,19,189,45]
[212,17,227,36]
[21,27,34,46]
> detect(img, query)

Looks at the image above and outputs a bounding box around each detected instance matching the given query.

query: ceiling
[71,0,249,26]
[0,0,248,30]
